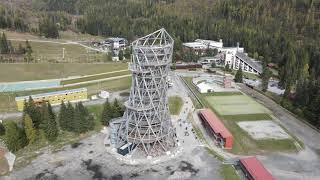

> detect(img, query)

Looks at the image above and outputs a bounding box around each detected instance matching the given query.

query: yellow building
[15,88,88,111]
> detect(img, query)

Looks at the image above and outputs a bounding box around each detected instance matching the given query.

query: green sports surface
[206,95,271,115]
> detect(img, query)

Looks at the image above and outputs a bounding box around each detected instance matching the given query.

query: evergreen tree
[261,63,272,92]
[40,103,58,141]
[66,102,75,131]
[25,97,42,129]
[101,100,112,126]
[73,103,82,133]
[112,98,123,118]
[24,40,34,62]
[124,47,131,59]
[225,64,230,72]
[0,122,5,136]
[118,49,124,60]
[58,101,68,130]
[0,32,9,54]
[235,68,243,83]
[23,114,36,144]
[46,103,59,141]
[5,121,24,152]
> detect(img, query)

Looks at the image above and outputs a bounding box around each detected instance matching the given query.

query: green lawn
[206,95,271,115]
[0,63,128,82]
[220,164,240,180]
[169,96,183,115]
[61,70,130,85]
[0,77,131,112]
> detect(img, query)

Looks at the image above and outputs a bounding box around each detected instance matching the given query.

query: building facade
[15,88,88,111]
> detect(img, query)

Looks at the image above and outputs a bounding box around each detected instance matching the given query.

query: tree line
[2,97,95,152]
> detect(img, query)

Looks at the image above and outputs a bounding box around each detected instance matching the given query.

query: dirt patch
[71,142,83,149]
[34,169,60,180]
[179,161,199,175]
[82,159,105,179]
[110,174,123,180]
[237,120,290,140]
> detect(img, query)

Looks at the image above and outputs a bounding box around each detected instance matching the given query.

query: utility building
[239,156,274,180]
[15,88,87,111]
[199,109,233,149]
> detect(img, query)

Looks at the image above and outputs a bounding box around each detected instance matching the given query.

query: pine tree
[0,122,5,136]
[5,121,23,152]
[26,96,42,129]
[46,103,58,141]
[101,100,112,126]
[235,68,243,83]
[58,101,68,130]
[23,114,36,144]
[24,40,33,62]
[73,103,82,133]
[66,102,75,131]
[0,32,9,54]
[112,98,123,118]
[41,103,58,141]
[261,62,272,92]
[119,49,124,60]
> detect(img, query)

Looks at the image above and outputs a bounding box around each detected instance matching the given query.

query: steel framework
[115,28,176,156]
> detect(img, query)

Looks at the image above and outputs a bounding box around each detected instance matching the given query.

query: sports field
[206,95,270,115]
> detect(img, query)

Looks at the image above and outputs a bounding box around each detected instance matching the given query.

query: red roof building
[239,156,275,180]
[198,109,233,149]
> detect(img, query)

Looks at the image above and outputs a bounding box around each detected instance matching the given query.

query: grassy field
[0,77,131,112]
[11,41,106,63]
[61,70,130,85]
[168,96,183,115]
[206,95,271,115]
[183,77,300,155]
[0,63,127,82]
[219,164,241,180]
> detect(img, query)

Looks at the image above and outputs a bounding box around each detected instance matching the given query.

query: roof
[199,109,232,138]
[197,82,213,91]
[15,88,87,101]
[240,156,274,180]
[182,42,207,49]
[236,52,263,73]
[195,39,223,48]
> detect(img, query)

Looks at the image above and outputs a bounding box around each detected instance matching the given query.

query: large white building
[184,39,262,74]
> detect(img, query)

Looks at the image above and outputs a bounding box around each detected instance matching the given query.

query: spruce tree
[101,100,112,126]
[119,50,124,60]
[23,114,36,144]
[235,68,243,83]
[0,122,5,136]
[5,121,23,152]
[261,65,272,92]
[66,102,75,131]
[73,103,82,133]
[58,101,68,130]
[26,96,42,129]
[112,98,123,118]
[46,103,58,141]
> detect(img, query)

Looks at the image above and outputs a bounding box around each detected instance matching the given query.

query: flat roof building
[239,156,274,180]
[234,52,263,75]
[198,109,233,149]
[15,88,88,111]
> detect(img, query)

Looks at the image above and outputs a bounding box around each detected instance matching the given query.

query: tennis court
[206,95,271,115]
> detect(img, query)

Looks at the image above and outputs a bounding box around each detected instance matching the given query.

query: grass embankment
[183,77,300,155]
[0,63,127,82]
[0,77,131,112]
[60,70,130,85]
[169,96,183,115]
[3,103,105,170]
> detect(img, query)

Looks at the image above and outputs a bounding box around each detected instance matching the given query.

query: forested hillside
[1,0,320,128]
